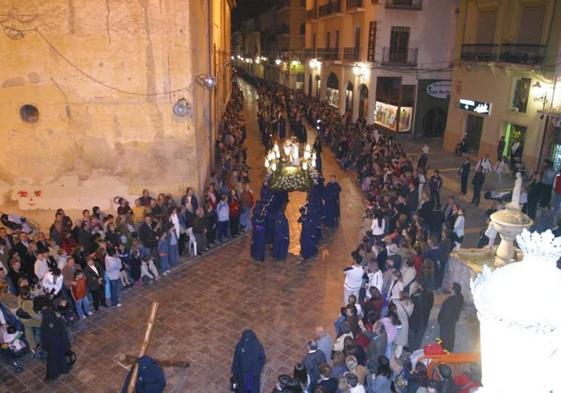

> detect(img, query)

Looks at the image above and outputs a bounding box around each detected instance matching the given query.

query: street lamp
[275,58,282,66]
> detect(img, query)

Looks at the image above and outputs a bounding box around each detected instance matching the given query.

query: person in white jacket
[366,263,383,296]
[453,209,465,250]
[343,254,364,305]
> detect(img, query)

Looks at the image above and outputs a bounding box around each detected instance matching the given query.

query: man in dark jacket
[302,340,327,388]
[437,282,464,351]
[471,167,485,206]
[138,214,158,258]
[459,156,471,195]
[409,282,435,350]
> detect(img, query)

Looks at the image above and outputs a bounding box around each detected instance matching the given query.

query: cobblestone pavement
[0,81,480,393]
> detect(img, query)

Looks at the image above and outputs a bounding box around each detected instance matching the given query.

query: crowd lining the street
[233,73,485,393]
[0,80,258,382]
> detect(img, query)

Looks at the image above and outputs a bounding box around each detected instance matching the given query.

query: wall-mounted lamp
[532,81,550,111]
[309,58,322,70]
[352,63,369,78]
[196,74,217,90]
[173,98,191,117]
[275,58,282,66]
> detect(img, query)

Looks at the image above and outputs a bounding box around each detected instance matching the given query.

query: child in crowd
[71,271,92,319]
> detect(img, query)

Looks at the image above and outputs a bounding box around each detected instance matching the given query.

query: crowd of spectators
[237,78,481,393]
[0,80,256,379]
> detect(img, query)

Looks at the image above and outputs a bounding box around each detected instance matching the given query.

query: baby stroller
[0,213,37,234]
[0,304,28,373]
[484,190,512,203]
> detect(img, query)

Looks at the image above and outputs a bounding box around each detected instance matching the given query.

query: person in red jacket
[71,271,92,319]
[228,189,241,237]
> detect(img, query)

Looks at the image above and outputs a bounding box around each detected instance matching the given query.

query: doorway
[358,84,368,119]
[423,108,447,137]
[315,75,321,98]
[465,114,484,153]
[345,82,354,114]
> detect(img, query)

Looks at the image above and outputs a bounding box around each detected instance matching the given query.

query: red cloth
[454,374,481,393]
[413,255,423,275]
[554,174,561,194]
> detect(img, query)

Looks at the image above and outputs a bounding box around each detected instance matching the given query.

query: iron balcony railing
[318,48,340,60]
[499,44,547,65]
[385,0,422,9]
[343,47,360,61]
[461,44,546,65]
[382,47,418,66]
[346,0,364,9]
[306,8,317,19]
[304,48,317,58]
[318,0,342,17]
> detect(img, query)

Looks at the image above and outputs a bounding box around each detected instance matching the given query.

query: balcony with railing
[318,48,340,60]
[318,0,342,17]
[461,44,546,65]
[343,47,360,61]
[382,47,418,66]
[346,0,364,11]
[304,48,317,58]
[385,0,422,9]
[306,8,317,20]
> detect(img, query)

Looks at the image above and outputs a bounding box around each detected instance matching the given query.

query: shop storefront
[502,122,527,158]
[374,77,415,133]
[540,115,561,170]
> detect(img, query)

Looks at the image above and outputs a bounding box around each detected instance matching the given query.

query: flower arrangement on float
[264,138,319,192]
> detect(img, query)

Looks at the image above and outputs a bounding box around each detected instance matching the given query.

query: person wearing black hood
[409,281,434,350]
[232,329,266,393]
[437,282,464,352]
[39,300,74,381]
[437,364,460,393]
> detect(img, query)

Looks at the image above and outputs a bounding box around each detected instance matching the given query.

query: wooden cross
[126,302,190,393]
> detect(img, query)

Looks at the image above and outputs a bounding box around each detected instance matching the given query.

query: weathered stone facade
[0,0,233,227]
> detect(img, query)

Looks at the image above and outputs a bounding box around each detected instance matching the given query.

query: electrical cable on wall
[0,22,205,97]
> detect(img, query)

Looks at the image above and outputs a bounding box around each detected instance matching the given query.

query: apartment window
[476,10,497,44]
[312,33,317,51]
[335,30,340,50]
[326,31,331,49]
[511,77,531,113]
[518,5,545,44]
[367,21,377,62]
[389,26,410,62]
[354,27,361,49]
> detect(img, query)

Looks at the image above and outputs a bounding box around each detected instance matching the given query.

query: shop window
[503,123,527,158]
[511,77,531,113]
[20,104,39,123]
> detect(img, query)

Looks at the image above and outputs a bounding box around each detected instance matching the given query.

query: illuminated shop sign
[459,98,492,115]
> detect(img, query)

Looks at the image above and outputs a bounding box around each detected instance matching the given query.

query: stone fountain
[489,172,533,266]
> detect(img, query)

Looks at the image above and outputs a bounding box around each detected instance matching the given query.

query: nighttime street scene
[1,0,561,392]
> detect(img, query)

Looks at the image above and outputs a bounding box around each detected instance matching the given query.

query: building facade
[0,0,234,225]
[443,0,561,171]
[236,0,307,89]
[304,0,457,137]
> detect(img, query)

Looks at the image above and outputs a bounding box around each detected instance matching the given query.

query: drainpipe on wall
[208,0,214,181]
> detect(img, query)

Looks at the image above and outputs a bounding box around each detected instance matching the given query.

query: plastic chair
[186,227,197,257]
